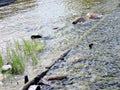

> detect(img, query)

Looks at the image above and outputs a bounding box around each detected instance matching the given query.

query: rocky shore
[22,10,120,90]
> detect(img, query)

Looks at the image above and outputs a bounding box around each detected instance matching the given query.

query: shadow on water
[0,0,37,19]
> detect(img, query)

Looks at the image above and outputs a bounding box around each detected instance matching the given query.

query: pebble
[31,35,42,39]
[1,64,12,72]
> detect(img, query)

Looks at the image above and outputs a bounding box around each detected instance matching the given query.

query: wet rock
[31,35,42,39]
[117,83,120,87]
[72,17,85,24]
[117,3,120,7]
[53,27,59,30]
[0,0,14,7]
[1,64,12,73]
[37,81,50,86]
[86,12,103,19]
[28,85,41,90]
[40,85,54,90]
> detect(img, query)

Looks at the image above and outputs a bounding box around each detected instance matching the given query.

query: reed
[0,54,3,68]
[8,49,25,74]
[1,39,44,74]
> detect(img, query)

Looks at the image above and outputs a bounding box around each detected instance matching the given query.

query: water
[0,0,119,49]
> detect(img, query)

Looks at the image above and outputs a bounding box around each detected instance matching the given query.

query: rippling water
[0,0,119,48]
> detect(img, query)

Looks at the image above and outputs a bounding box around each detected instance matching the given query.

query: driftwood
[43,74,67,81]
[21,49,71,90]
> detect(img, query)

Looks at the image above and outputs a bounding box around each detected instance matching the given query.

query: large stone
[1,64,12,73]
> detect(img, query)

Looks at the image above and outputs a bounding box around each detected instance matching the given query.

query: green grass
[23,39,43,54]
[8,49,24,74]
[0,54,3,68]
[81,0,106,7]
[0,39,44,74]
[14,40,21,50]
[23,39,33,54]
[31,53,38,65]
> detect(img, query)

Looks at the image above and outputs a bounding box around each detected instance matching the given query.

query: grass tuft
[0,54,3,68]
[0,39,44,74]
[8,49,25,74]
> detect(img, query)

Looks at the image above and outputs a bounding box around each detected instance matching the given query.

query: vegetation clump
[0,54,3,68]
[0,39,44,74]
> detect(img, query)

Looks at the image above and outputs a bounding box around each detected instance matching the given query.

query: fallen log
[21,49,71,90]
[43,74,67,81]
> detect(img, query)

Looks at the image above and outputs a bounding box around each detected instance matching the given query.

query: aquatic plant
[32,40,43,51]
[0,54,3,68]
[23,39,33,54]
[8,49,25,74]
[31,53,38,65]
[23,39,43,55]
[14,40,21,50]
[0,39,44,74]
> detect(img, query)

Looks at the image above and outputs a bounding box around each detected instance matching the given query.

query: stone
[31,35,42,39]
[28,85,41,90]
[86,12,103,19]
[72,17,85,24]
[1,64,12,73]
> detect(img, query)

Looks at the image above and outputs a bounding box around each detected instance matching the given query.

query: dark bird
[89,43,94,49]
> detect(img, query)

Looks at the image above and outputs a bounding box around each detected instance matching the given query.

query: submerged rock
[72,17,85,24]
[31,35,42,39]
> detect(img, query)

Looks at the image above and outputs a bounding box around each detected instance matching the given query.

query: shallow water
[0,0,119,49]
